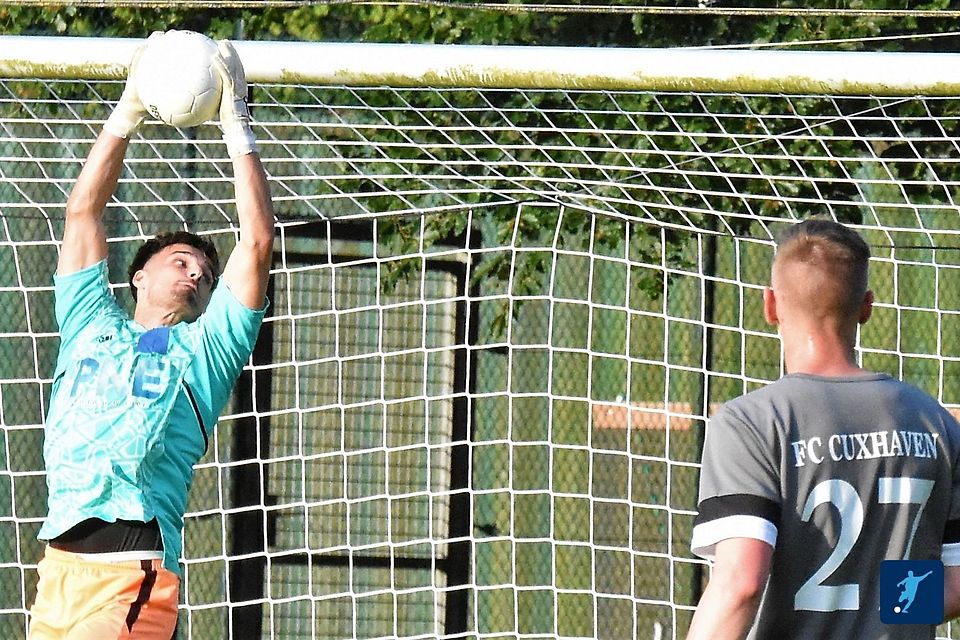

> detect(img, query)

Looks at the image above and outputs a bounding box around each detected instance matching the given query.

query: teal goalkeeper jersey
[39,260,266,575]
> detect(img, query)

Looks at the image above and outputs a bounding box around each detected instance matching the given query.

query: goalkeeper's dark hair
[127,231,221,302]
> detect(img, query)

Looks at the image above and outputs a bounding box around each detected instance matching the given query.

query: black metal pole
[690,223,717,604]
[227,273,275,638]
[443,230,481,635]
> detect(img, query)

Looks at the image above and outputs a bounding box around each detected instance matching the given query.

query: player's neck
[781,330,868,377]
[133,304,193,329]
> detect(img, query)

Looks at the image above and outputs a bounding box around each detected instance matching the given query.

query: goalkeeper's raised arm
[57,34,154,277]
[212,39,275,312]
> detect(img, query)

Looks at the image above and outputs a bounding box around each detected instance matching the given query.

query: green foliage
[4,3,958,51]
[5,1,959,338]
[0,5,224,37]
[244,5,559,46]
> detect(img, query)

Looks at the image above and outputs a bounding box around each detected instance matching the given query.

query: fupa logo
[879,560,944,625]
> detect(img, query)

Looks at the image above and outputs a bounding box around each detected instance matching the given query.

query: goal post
[1,36,960,640]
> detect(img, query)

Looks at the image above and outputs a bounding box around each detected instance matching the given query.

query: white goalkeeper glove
[103,32,159,139]
[213,40,257,158]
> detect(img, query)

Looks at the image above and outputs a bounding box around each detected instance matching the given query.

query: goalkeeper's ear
[103,31,163,139]
[213,40,257,158]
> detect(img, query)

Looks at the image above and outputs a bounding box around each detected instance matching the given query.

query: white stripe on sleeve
[942,542,960,566]
[691,514,777,561]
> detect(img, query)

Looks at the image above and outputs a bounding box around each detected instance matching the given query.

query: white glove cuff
[104,104,144,139]
[223,123,257,158]
[221,97,257,158]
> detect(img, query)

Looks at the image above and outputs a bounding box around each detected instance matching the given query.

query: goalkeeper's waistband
[49,517,163,555]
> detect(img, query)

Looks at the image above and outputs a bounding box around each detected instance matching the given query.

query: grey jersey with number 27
[692,373,960,640]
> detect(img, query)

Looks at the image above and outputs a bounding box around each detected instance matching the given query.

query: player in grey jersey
[687,219,960,640]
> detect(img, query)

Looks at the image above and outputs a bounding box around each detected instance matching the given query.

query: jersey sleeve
[54,260,119,334]
[691,402,782,560]
[187,281,268,428]
[52,260,125,376]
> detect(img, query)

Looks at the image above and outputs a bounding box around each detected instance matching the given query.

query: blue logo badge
[136,326,171,354]
[879,560,943,625]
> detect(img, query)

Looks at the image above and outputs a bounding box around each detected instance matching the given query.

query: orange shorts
[28,546,179,640]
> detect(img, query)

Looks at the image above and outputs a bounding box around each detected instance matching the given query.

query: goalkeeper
[688,219,960,639]
[27,34,274,639]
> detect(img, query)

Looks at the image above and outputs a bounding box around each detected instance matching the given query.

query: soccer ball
[135,31,223,128]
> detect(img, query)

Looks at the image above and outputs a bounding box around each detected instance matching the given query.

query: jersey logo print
[68,356,170,404]
[791,430,940,467]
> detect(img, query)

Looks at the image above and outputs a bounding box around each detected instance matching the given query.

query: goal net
[1,36,959,639]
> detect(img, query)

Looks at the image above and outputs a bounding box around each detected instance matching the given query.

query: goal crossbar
[2,35,960,94]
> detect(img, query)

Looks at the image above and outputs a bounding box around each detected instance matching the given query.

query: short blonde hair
[773,218,870,319]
